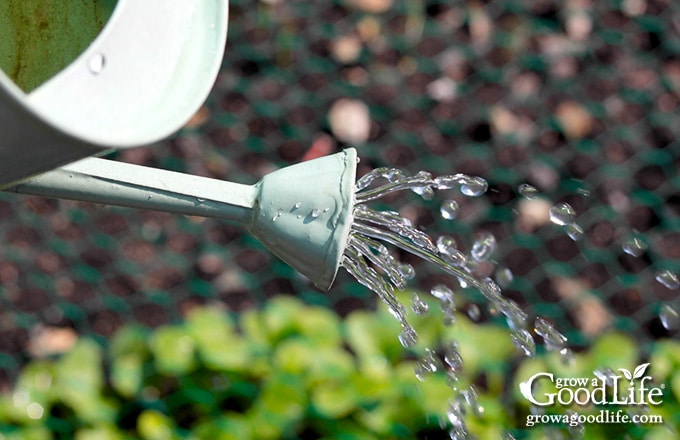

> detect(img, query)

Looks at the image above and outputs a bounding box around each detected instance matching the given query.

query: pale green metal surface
[249,148,357,290]
[8,157,256,223]
[10,149,358,290]
[0,0,117,92]
[0,0,229,188]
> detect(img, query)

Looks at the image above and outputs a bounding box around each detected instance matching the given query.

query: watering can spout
[249,148,357,290]
[7,149,357,290]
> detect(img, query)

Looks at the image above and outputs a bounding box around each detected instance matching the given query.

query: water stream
[341,167,572,438]
[340,166,679,438]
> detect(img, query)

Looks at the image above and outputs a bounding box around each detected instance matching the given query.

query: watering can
[0,1,357,290]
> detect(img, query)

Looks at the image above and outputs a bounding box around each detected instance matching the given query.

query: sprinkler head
[249,148,357,290]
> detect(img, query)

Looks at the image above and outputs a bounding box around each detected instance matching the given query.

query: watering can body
[0,0,229,188]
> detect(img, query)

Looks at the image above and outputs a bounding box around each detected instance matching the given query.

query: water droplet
[423,348,442,371]
[398,263,415,280]
[461,386,482,416]
[577,187,591,197]
[440,200,459,220]
[323,208,330,213]
[529,405,546,417]
[659,303,680,331]
[481,279,503,302]
[410,171,434,199]
[311,209,321,218]
[566,410,585,438]
[441,298,457,326]
[415,348,441,379]
[88,53,105,74]
[446,399,469,439]
[518,183,539,199]
[594,367,616,387]
[471,232,496,261]
[357,167,406,185]
[467,304,481,321]
[436,235,457,254]
[622,234,647,257]
[656,270,680,290]
[560,347,574,366]
[437,236,467,266]
[534,317,567,351]
[444,344,463,374]
[410,294,430,315]
[398,324,418,347]
[433,174,461,190]
[294,202,302,209]
[549,202,576,226]
[460,176,488,197]
[431,284,454,301]
[495,267,514,287]
[414,363,428,381]
[512,328,536,357]
[565,223,584,241]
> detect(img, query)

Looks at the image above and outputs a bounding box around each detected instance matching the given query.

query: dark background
[1,0,680,387]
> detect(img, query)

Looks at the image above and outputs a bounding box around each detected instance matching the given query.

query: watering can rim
[0,0,229,187]
[26,0,230,148]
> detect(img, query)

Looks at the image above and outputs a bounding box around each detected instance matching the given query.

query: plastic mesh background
[1,0,680,386]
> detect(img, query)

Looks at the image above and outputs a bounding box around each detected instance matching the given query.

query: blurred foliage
[0,294,678,439]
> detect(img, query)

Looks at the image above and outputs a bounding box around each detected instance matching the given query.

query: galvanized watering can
[0,1,357,290]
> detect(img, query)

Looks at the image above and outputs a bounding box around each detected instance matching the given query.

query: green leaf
[273,338,315,375]
[241,309,269,346]
[54,339,103,396]
[109,325,150,359]
[5,426,52,440]
[261,296,305,343]
[110,353,144,398]
[589,333,638,373]
[137,410,178,440]
[75,424,126,440]
[512,357,549,407]
[52,339,116,424]
[5,361,54,423]
[193,413,252,440]
[345,311,401,363]
[186,307,251,371]
[311,381,360,418]
[445,314,515,375]
[247,372,307,439]
[295,305,342,347]
[650,340,680,382]
[671,371,680,404]
[148,325,195,375]
[308,347,355,383]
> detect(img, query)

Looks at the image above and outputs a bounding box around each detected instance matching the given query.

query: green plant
[0,294,678,439]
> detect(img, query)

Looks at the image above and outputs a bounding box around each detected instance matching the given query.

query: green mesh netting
[0,0,678,403]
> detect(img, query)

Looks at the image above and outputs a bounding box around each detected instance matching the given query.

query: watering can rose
[520,363,664,407]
